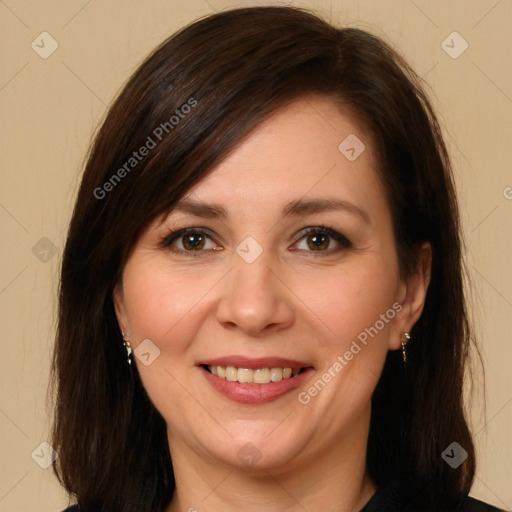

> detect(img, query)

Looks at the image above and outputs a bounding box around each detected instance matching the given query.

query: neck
[165,411,376,512]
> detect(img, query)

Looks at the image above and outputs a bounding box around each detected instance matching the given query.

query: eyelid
[160,227,221,252]
[160,225,352,255]
[292,225,353,252]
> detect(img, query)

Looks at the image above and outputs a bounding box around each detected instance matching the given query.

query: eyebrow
[282,198,370,223]
[170,197,370,224]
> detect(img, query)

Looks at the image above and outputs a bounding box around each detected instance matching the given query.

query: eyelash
[160,226,353,257]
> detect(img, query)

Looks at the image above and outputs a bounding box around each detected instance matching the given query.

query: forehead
[180,96,387,222]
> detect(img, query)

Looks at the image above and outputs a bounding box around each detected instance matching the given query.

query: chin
[202,430,308,473]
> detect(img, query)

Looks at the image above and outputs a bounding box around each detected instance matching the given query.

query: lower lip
[200,366,313,404]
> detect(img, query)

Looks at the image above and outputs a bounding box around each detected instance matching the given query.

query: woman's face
[114,96,427,474]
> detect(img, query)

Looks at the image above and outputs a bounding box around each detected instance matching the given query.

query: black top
[359,480,503,512]
[61,481,504,512]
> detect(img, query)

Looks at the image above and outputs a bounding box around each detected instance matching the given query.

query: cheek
[121,257,214,352]
[293,262,399,423]
[120,258,212,417]
[297,259,399,353]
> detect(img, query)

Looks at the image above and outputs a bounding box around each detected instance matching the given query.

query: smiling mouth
[204,365,306,385]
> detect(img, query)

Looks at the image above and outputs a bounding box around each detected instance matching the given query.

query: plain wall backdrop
[0,1,510,510]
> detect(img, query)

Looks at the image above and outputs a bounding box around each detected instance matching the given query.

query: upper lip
[199,356,313,370]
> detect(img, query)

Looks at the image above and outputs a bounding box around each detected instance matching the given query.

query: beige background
[0,1,511,510]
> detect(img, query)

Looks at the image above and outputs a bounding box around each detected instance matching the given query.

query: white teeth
[270,368,283,382]
[225,366,238,381]
[237,368,253,383]
[254,368,270,383]
[207,365,303,385]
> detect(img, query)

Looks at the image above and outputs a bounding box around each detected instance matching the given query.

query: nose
[215,249,295,337]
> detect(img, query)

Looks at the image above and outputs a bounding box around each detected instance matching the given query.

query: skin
[114,96,431,512]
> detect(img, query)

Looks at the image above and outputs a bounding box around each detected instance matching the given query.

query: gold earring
[401,331,411,364]
[121,332,132,365]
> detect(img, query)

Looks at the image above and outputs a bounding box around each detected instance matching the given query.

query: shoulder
[459,495,506,511]
[360,480,505,512]
[60,505,81,512]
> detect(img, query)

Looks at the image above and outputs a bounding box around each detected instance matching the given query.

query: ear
[113,283,130,337]
[389,242,432,350]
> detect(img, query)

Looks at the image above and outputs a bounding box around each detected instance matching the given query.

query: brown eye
[182,233,206,250]
[306,233,330,251]
[293,226,352,254]
[161,228,220,255]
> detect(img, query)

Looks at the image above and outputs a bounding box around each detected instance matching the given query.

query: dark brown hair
[50,6,476,511]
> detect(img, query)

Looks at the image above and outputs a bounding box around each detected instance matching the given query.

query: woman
[51,6,503,512]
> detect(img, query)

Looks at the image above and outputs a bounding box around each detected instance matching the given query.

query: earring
[401,331,411,364]
[121,332,132,365]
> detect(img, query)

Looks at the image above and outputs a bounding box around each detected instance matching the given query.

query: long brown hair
[50,6,476,511]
